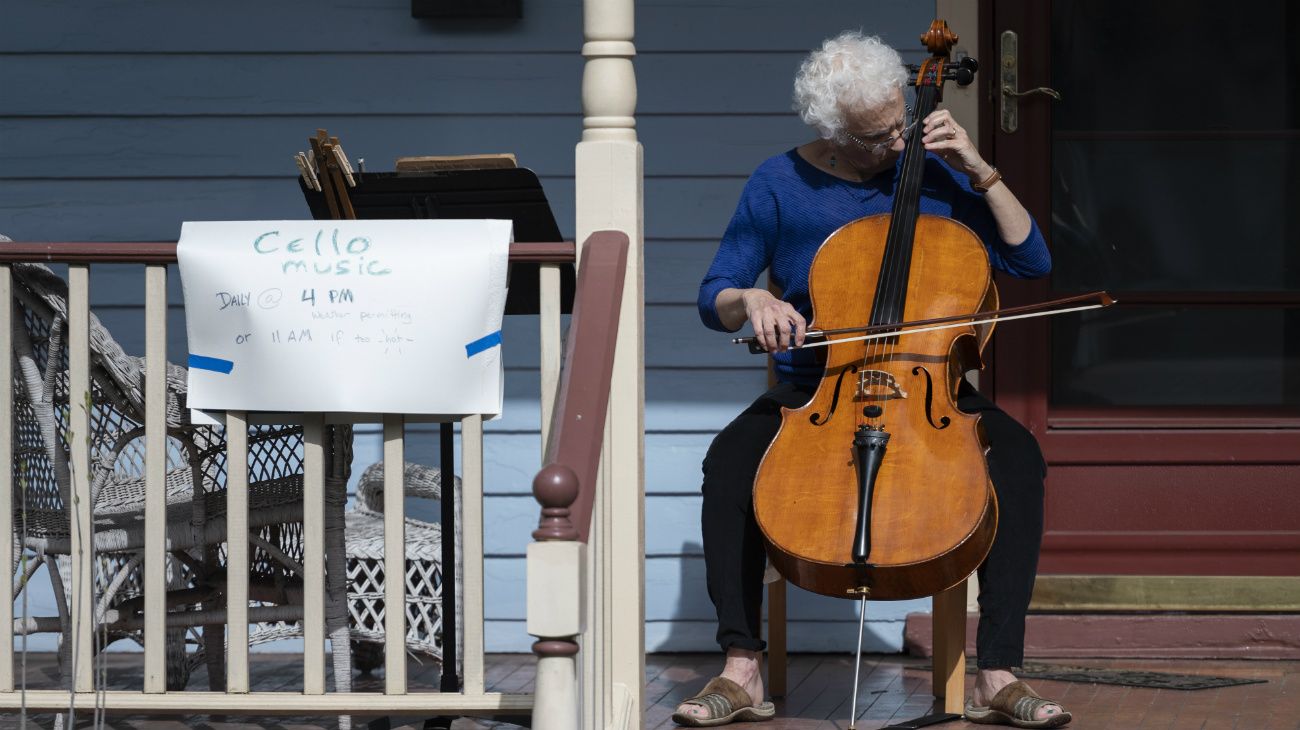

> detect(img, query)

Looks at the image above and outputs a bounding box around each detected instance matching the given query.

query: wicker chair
[345,460,460,675]
[6,258,354,692]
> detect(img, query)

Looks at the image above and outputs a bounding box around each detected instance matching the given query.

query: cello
[752,20,1000,605]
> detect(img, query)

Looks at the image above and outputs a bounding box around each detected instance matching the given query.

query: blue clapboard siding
[0,117,814,178]
[0,0,926,54]
[0,178,754,248]
[3,0,937,654]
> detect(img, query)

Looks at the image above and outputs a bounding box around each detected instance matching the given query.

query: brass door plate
[1000,30,1020,133]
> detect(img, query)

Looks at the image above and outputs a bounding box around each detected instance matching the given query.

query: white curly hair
[793,31,908,144]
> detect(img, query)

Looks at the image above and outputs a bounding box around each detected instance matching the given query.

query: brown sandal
[964,680,1072,728]
[671,676,776,727]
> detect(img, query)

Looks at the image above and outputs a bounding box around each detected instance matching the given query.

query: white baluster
[383,414,407,694]
[0,264,12,693]
[144,265,170,693]
[539,264,562,455]
[461,414,486,695]
[225,410,250,693]
[68,265,94,694]
[303,414,326,694]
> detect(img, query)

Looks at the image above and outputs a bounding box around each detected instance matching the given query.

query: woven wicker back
[7,264,318,641]
[8,263,197,546]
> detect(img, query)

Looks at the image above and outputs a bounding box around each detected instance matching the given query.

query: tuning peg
[951,56,979,86]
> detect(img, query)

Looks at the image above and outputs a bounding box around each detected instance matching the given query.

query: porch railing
[0,230,629,720]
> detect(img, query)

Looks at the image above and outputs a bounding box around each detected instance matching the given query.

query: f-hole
[810,365,858,426]
[912,366,950,430]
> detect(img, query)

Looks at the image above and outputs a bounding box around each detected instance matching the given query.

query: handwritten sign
[178,219,510,417]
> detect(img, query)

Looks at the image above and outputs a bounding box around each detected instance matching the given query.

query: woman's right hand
[742,289,806,352]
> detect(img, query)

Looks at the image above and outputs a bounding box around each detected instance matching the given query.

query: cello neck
[892,82,941,219]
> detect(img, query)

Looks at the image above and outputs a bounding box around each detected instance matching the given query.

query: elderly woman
[673,32,1071,729]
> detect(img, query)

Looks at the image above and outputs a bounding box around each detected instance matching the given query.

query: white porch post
[576,0,645,726]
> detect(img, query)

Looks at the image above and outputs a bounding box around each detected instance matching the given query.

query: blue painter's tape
[188,354,235,374]
[465,330,503,358]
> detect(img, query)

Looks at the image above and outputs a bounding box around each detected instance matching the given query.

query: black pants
[700,380,1046,669]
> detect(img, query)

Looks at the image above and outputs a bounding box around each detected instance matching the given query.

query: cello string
[863,95,916,430]
[863,164,892,429]
[876,84,930,422]
[860,114,895,430]
[867,90,924,425]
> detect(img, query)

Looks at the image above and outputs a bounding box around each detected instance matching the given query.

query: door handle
[1000,30,1062,133]
[1003,85,1062,99]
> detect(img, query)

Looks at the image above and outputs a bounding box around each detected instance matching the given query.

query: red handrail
[531,230,629,544]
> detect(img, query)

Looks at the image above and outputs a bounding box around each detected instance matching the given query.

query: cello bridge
[857,369,908,401]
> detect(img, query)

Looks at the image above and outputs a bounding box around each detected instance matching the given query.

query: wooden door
[981,0,1300,582]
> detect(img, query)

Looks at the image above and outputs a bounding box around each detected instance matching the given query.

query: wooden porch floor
[647,654,1300,730]
[0,653,1296,729]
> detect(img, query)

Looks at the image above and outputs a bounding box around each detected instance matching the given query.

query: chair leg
[201,541,227,692]
[932,579,967,714]
[204,622,227,692]
[165,552,191,690]
[325,502,352,696]
[165,627,190,691]
[44,557,72,730]
[43,557,73,683]
[766,577,787,699]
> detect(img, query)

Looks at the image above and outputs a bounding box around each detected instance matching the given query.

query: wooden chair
[765,577,970,714]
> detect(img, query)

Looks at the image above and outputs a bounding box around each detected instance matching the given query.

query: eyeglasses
[844,106,916,154]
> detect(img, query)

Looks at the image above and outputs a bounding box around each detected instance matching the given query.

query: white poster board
[178,219,510,417]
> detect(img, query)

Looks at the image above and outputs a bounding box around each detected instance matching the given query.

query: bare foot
[674,648,765,722]
[972,668,1066,722]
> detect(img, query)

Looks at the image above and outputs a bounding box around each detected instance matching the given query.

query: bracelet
[971,167,1002,193]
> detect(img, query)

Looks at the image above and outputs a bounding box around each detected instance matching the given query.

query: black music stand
[299,166,561,729]
[299,167,575,314]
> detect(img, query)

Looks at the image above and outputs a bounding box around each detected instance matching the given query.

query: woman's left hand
[922,109,993,181]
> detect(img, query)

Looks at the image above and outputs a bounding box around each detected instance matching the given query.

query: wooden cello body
[752,21,999,601]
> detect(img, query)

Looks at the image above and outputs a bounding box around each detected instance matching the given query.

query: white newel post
[528,466,586,730]
[576,0,645,728]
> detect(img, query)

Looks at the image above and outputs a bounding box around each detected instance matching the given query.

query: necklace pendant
[829,154,838,168]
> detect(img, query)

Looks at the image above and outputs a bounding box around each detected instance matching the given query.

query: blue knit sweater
[699,149,1052,386]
